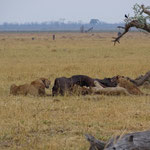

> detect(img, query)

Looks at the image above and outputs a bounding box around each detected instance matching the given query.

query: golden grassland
[0,32,150,149]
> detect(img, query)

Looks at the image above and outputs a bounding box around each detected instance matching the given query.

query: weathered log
[133,71,150,86]
[85,130,150,150]
[85,134,106,150]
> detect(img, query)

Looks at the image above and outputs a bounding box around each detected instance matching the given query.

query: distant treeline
[0,21,124,31]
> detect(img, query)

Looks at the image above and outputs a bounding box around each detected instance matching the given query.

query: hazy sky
[0,0,149,24]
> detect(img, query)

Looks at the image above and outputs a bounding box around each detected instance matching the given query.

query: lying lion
[75,77,148,96]
[10,78,51,96]
[91,81,130,96]
[92,75,147,96]
[10,84,30,96]
[117,76,143,95]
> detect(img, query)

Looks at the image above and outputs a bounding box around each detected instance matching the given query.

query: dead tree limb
[112,20,150,45]
[112,4,150,45]
[85,130,150,150]
[133,70,150,86]
[85,134,106,150]
[141,5,150,16]
[112,21,136,45]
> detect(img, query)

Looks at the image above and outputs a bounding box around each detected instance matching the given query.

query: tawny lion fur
[10,84,30,96]
[10,78,51,96]
[92,81,130,96]
[117,77,143,95]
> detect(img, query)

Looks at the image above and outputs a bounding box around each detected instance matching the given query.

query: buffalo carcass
[52,75,96,96]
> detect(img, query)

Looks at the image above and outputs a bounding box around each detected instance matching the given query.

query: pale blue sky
[0,0,149,24]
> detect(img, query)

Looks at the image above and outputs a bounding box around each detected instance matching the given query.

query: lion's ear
[39,78,46,86]
[40,78,46,82]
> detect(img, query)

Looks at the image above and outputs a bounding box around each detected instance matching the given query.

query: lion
[29,78,51,96]
[91,81,130,96]
[10,78,51,96]
[117,76,143,95]
[10,84,30,96]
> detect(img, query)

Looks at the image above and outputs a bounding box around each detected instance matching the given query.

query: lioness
[10,84,30,96]
[10,78,51,96]
[29,78,51,96]
[117,76,143,95]
[92,81,130,96]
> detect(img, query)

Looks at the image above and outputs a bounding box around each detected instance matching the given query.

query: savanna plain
[0,32,150,150]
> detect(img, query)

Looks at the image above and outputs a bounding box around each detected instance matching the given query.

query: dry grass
[0,32,150,149]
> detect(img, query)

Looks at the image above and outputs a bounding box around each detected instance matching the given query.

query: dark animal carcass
[52,77,72,96]
[70,75,95,87]
[52,75,95,96]
[95,76,118,87]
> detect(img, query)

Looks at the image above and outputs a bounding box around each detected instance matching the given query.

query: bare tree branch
[117,26,125,29]
[112,4,150,45]
[141,5,150,15]
[112,20,137,45]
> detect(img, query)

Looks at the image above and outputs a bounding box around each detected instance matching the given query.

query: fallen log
[133,71,150,86]
[85,134,106,150]
[85,130,150,150]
